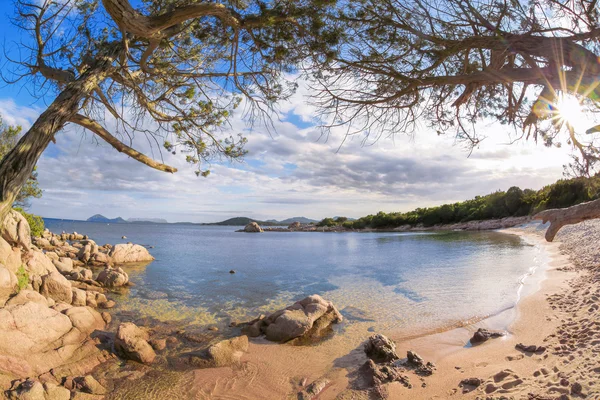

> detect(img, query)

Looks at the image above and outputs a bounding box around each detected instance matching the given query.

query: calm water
[44,220,546,334]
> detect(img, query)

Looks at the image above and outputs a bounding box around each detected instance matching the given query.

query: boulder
[0,236,22,274]
[24,251,58,276]
[243,222,263,233]
[469,328,505,345]
[0,302,106,378]
[77,241,99,264]
[6,379,70,400]
[53,257,74,274]
[96,266,129,287]
[184,336,249,368]
[109,244,154,264]
[6,290,49,307]
[0,264,18,306]
[45,252,59,261]
[364,334,399,363]
[90,251,111,264]
[1,210,32,250]
[74,375,106,395]
[114,322,156,364]
[261,295,343,343]
[32,237,52,250]
[71,288,87,306]
[40,271,73,304]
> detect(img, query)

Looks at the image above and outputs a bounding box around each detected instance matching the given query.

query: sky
[0,2,592,223]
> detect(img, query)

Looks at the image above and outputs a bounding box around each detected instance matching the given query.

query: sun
[553,93,585,130]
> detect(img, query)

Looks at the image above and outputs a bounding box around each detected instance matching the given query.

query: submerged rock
[298,377,330,400]
[469,328,505,345]
[242,222,263,233]
[184,336,249,368]
[114,322,156,364]
[96,266,129,287]
[364,334,399,363]
[260,294,343,343]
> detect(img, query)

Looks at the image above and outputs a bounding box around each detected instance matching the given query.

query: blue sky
[0,2,586,223]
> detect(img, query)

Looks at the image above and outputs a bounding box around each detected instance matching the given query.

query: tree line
[318,175,600,229]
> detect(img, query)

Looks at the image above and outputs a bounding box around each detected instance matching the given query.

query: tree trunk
[0,54,117,221]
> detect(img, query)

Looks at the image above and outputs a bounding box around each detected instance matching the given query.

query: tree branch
[534,198,600,241]
[69,114,177,173]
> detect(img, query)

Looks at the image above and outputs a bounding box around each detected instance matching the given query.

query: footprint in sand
[483,369,524,394]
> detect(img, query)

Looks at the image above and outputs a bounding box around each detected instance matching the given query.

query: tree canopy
[314,0,600,175]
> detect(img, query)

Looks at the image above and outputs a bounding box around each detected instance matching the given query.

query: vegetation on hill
[319,175,600,230]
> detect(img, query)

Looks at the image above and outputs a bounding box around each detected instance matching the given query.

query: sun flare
[554,93,584,129]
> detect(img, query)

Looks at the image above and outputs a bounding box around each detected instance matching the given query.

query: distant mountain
[128,218,168,223]
[204,216,317,226]
[87,214,128,223]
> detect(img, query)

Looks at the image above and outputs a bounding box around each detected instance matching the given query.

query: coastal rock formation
[24,250,57,276]
[109,243,154,264]
[6,290,49,307]
[1,210,32,250]
[0,265,17,306]
[77,240,99,264]
[0,237,22,273]
[0,302,106,378]
[40,271,73,304]
[364,334,399,362]
[6,379,70,400]
[114,322,156,364]
[96,266,129,287]
[469,328,505,345]
[184,336,249,368]
[52,257,74,274]
[260,295,343,343]
[288,221,302,229]
[243,222,263,233]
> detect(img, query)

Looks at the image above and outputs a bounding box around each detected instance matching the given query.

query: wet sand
[110,221,600,399]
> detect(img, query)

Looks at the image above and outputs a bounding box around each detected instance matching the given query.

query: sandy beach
[144,220,599,400]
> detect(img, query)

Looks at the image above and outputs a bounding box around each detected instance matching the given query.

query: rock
[516,343,546,353]
[114,322,156,364]
[121,236,127,239]
[52,257,74,274]
[45,252,59,261]
[75,375,106,395]
[229,270,235,274]
[242,222,263,232]
[460,377,482,387]
[363,359,412,390]
[109,243,154,264]
[77,240,99,264]
[96,266,129,287]
[571,382,583,395]
[288,221,302,229]
[6,290,49,307]
[185,336,248,368]
[85,291,97,308]
[71,288,87,307]
[261,295,343,343]
[149,338,167,351]
[0,264,18,306]
[90,251,111,264]
[1,210,32,250]
[32,237,52,250]
[24,251,58,276]
[6,379,70,400]
[98,299,116,309]
[469,328,505,344]
[298,377,330,400]
[40,271,73,304]
[100,312,111,324]
[0,236,22,274]
[406,350,435,376]
[0,303,106,378]
[364,334,399,362]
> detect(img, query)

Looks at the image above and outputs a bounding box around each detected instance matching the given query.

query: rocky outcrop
[23,251,57,277]
[5,290,49,307]
[96,266,129,287]
[1,210,32,250]
[52,257,73,274]
[288,221,302,229]
[6,379,70,400]
[243,222,263,233]
[184,336,249,368]
[109,243,154,264]
[0,265,17,306]
[114,322,156,364]
[0,237,22,274]
[40,271,73,304]
[0,302,106,378]
[77,240,99,264]
[364,334,399,363]
[255,295,343,343]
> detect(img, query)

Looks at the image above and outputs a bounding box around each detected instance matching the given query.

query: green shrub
[16,265,29,292]
[13,207,44,237]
